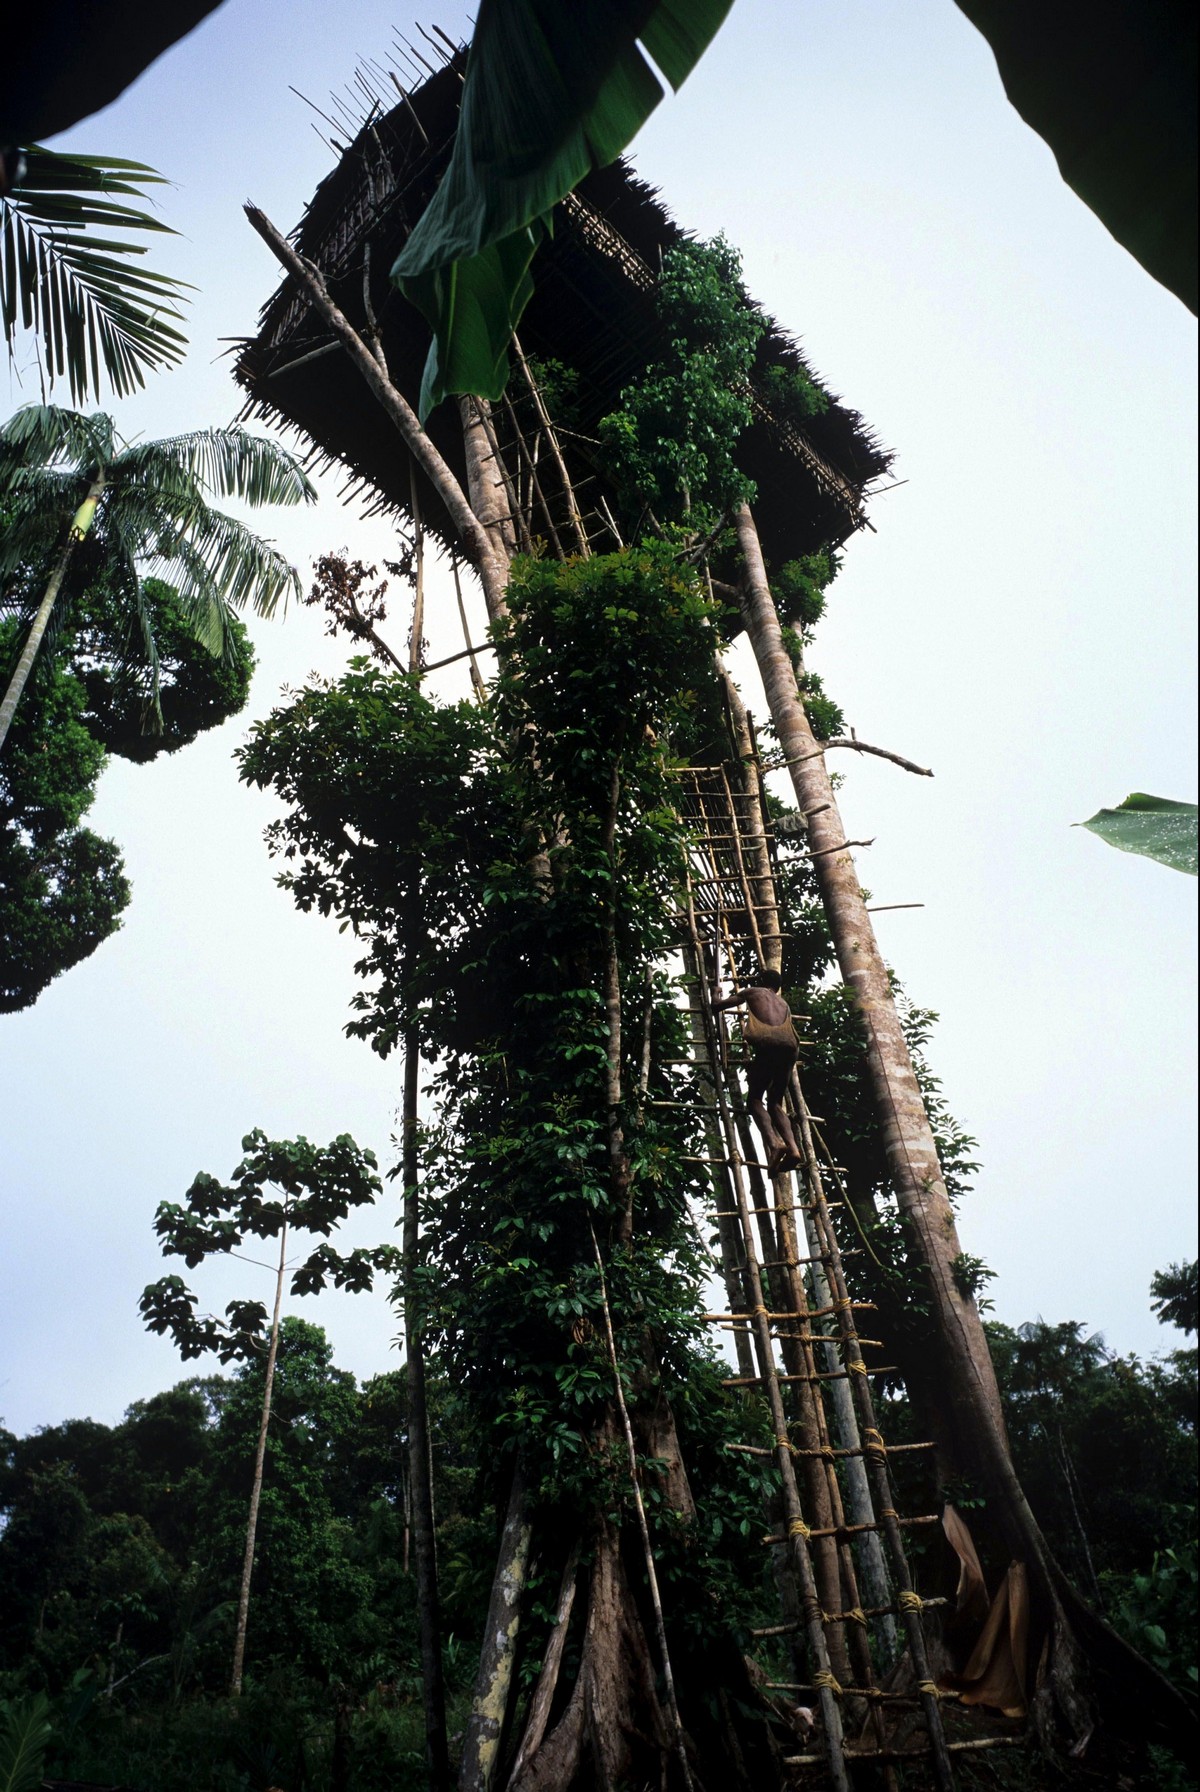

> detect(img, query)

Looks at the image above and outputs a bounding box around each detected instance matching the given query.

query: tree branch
[243,204,508,616]
[770,737,934,778]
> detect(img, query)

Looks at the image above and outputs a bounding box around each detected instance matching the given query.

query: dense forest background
[2,1279,1193,1790]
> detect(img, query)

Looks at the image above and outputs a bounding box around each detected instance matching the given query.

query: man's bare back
[711,970,802,1176]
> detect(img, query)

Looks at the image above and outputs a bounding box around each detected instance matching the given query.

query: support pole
[403,1028,450,1791]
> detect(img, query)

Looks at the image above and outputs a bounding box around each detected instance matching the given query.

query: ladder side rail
[748,730,901,1654]
[794,1088,959,1792]
[682,882,852,1792]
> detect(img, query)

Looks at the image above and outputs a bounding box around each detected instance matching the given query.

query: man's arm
[710,985,750,1013]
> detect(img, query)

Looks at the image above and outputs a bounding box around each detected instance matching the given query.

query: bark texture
[458,1464,533,1792]
[506,1520,677,1792]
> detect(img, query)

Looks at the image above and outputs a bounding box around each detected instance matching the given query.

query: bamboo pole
[403,1028,450,1791]
[512,336,589,557]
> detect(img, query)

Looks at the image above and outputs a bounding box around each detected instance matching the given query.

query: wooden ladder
[673,762,962,1791]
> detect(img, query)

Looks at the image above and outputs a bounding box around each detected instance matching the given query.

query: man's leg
[746,1058,787,1172]
[767,1064,803,1170]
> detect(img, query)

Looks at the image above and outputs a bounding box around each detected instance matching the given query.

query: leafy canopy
[0,575,254,1011]
[140,1131,394,1364]
[0,404,314,713]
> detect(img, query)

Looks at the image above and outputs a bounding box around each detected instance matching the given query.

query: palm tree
[1,148,191,402]
[0,404,316,750]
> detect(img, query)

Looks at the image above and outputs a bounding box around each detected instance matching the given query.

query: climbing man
[711,969,803,1177]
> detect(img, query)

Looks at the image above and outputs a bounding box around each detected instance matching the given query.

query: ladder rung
[713,1202,845,1216]
[721,1362,895,1389]
[683,927,796,940]
[784,1738,1024,1767]
[718,1327,887,1348]
[724,1439,935,1460]
[704,1303,875,1322]
[762,1514,939,1545]
[751,1598,948,1637]
[684,830,775,842]
[767,1682,960,1705]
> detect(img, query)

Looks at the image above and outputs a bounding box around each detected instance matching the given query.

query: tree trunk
[244,205,510,620]
[458,395,513,623]
[0,476,103,751]
[408,466,427,674]
[230,1210,287,1697]
[735,502,1010,1452]
[403,1026,451,1791]
[734,500,1199,1754]
[459,1462,533,1792]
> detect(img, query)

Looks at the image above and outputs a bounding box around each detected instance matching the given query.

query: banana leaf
[393,0,734,415]
[1077,793,1198,875]
[954,0,1196,313]
[2,0,228,145]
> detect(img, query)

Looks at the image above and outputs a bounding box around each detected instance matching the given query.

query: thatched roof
[233,47,891,569]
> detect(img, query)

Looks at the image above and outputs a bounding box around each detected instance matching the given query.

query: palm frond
[161,505,303,624]
[0,1692,54,1792]
[0,403,116,478]
[116,426,316,508]
[147,532,234,656]
[1,149,190,403]
[0,472,83,578]
[123,497,302,643]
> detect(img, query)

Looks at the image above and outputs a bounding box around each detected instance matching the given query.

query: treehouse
[228,35,1195,1790]
[232,40,890,577]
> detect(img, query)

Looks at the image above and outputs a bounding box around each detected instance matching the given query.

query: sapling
[140,1128,395,1695]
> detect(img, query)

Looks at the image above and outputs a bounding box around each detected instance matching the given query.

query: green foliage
[75,576,255,760]
[0,405,314,684]
[141,1131,391,1363]
[1103,1540,1198,1701]
[771,550,839,633]
[600,236,762,529]
[1077,793,1198,876]
[1,149,189,404]
[793,668,844,741]
[759,361,829,428]
[0,621,129,1010]
[0,1692,53,1792]
[0,573,253,1011]
[950,1251,997,1311]
[1151,1260,1198,1335]
[392,0,734,414]
[986,1320,1197,1600]
[0,1332,482,1788]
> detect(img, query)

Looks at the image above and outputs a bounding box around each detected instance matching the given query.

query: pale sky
[2,0,1195,1437]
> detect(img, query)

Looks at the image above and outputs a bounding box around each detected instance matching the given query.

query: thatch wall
[233,49,891,569]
